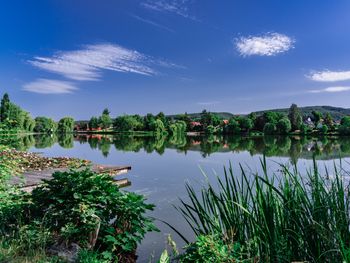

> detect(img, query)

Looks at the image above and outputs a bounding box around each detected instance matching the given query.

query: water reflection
[1,133,349,162]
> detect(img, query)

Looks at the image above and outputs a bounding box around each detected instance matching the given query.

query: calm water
[2,134,350,262]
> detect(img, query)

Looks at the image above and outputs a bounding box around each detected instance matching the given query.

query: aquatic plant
[179,158,350,262]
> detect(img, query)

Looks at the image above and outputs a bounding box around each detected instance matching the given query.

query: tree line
[2,92,350,136]
[0,93,74,134]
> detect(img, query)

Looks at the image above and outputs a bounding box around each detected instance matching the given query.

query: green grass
[179,157,350,262]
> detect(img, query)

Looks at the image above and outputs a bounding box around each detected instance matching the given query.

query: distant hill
[167,112,234,120]
[167,106,350,121]
[253,106,350,121]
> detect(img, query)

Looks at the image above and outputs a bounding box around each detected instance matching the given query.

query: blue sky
[1,0,350,120]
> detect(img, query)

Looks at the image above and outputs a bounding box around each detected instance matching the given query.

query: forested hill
[167,106,350,121]
[167,112,234,120]
[253,106,350,121]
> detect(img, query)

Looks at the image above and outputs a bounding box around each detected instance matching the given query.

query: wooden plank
[11,164,131,188]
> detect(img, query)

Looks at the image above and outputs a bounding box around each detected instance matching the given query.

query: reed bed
[179,158,350,262]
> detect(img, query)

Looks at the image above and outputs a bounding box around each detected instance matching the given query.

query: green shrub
[31,169,157,260]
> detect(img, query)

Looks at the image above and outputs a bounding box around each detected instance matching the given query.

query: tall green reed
[178,157,350,262]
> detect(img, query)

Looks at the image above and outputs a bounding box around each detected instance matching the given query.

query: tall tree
[57,117,75,133]
[277,118,292,134]
[324,112,333,128]
[89,117,99,129]
[311,111,322,125]
[288,104,302,131]
[0,93,10,122]
[34,117,57,133]
[237,116,253,132]
[99,114,112,129]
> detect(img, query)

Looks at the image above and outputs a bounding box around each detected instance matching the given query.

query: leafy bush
[31,169,157,260]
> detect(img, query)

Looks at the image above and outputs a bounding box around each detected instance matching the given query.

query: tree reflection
[4,133,350,161]
[58,133,74,149]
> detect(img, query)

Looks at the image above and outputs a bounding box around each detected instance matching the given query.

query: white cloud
[29,43,159,81]
[130,14,175,33]
[235,33,294,56]
[141,0,196,20]
[23,79,77,94]
[309,86,350,93]
[308,70,350,82]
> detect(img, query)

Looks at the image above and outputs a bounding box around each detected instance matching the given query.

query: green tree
[98,109,112,129]
[22,111,36,132]
[324,113,333,128]
[34,117,57,133]
[264,112,283,125]
[57,117,75,133]
[238,117,253,133]
[339,116,350,135]
[0,93,10,122]
[200,110,221,128]
[319,124,328,135]
[276,118,292,134]
[99,113,112,129]
[6,103,25,129]
[248,112,257,123]
[89,117,99,129]
[114,115,144,132]
[156,112,169,128]
[312,111,322,125]
[143,113,156,131]
[288,104,302,131]
[300,124,308,135]
[226,118,241,134]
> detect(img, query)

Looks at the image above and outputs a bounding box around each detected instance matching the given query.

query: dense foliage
[57,117,75,133]
[0,93,35,133]
[34,116,58,133]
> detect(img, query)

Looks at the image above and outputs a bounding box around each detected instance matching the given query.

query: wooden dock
[11,164,132,193]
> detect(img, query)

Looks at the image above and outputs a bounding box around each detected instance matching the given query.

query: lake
[2,133,350,262]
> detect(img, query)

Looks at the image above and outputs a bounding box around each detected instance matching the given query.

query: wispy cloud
[130,14,175,33]
[141,0,197,20]
[25,43,181,94]
[308,86,350,93]
[197,101,221,106]
[308,70,350,82]
[29,43,160,81]
[23,79,77,94]
[235,33,294,56]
